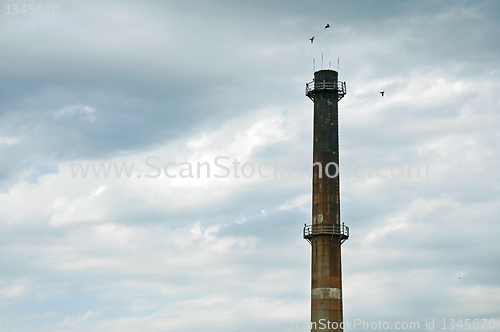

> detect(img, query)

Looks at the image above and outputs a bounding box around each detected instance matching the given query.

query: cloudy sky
[1,0,500,331]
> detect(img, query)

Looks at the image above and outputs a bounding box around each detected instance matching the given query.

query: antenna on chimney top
[337,57,340,72]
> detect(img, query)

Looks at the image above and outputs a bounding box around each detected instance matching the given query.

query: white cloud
[0,279,29,299]
[54,105,98,122]
[61,311,101,327]
[0,136,19,145]
[48,186,109,226]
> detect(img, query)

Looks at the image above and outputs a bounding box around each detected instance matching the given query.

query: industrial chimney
[303,69,349,332]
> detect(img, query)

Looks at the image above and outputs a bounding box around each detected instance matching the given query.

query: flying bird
[380,91,385,96]
[458,277,461,279]
[309,36,314,43]
[325,24,330,29]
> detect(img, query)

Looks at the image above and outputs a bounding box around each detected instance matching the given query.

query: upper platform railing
[303,223,349,244]
[305,80,347,101]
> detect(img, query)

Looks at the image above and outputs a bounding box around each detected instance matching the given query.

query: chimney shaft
[304,69,348,332]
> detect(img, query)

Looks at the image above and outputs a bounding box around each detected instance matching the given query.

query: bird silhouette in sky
[380,91,385,96]
[325,24,330,29]
[309,36,314,43]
